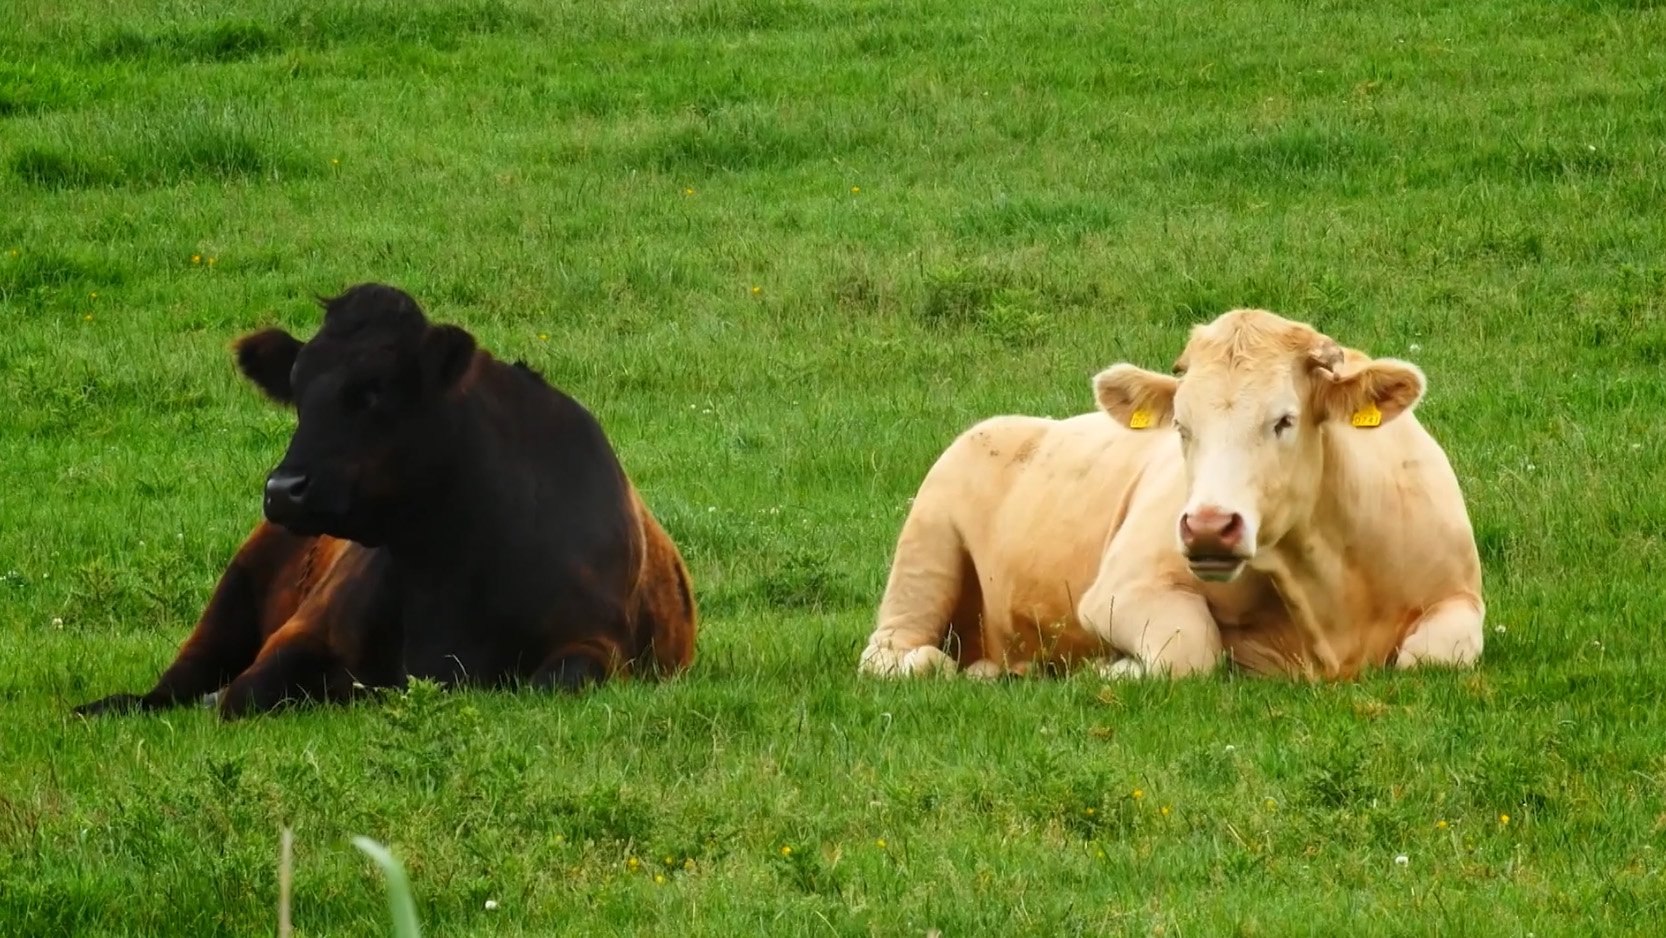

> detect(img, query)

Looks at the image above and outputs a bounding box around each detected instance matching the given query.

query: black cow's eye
[344,382,380,412]
[1273,414,1296,436]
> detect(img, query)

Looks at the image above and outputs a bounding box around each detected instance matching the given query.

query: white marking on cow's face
[1170,362,1322,581]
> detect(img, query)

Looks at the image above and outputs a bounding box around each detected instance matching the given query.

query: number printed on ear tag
[1351,403,1383,428]
[1129,409,1153,430]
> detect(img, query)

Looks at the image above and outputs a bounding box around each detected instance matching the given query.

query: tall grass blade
[277,825,293,938]
[350,836,422,938]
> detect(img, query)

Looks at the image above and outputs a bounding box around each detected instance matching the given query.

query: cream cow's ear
[1093,364,1177,431]
[1319,358,1426,428]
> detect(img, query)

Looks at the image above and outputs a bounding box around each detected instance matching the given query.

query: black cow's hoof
[215,679,290,722]
[72,693,145,717]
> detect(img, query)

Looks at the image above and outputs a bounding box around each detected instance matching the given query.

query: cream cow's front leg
[1078,579,1223,679]
[858,504,970,679]
[1394,595,1485,669]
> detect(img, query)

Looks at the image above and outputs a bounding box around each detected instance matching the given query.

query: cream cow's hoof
[858,643,904,677]
[900,646,957,676]
[1095,657,1148,680]
[859,643,957,678]
[1394,628,1484,670]
[962,659,1006,681]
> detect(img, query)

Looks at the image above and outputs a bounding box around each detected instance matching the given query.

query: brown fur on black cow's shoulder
[74,283,698,720]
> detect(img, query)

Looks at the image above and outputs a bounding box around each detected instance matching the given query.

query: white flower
[1223,744,1237,754]
[51,617,63,628]
[484,899,499,911]
[1408,343,1422,352]
[1494,625,1507,634]
[1394,854,1409,866]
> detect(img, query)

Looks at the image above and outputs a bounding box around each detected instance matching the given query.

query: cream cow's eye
[1272,414,1296,437]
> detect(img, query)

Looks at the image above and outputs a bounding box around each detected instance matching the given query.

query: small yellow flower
[90,292,98,299]
[1095,849,1106,859]
[538,332,549,341]
[749,285,761,295]
[1265,798,1278,810]
[6,248,17,257]
[664,856,675,866]
[654,874,666,884]
[1499,813,1510,826]
[1435,819,1448,830]
[83,314,93,321]
[331,158,340,166]
[780,845,793,857]
[1084,807,1095,816]
[683,187,695,196]
[207,257,217,267]
[1160,805,1172,816]
[850,185,861,194]
[682,858,695,871]
[875,839,886,849]
[191,254,201,264]
[626,857,640,871]
[554,834,566,843]
[1132,789,1144,800]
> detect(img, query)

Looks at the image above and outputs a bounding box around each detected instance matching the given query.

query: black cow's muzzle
[261,467,366,540]
[264,469,310,513]
[262,468,336,535]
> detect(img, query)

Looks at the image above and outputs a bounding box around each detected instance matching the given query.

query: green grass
[2,0,1665,933]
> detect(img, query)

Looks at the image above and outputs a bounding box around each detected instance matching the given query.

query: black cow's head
[234,283,477,546]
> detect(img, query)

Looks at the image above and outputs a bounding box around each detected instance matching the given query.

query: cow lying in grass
[76,283,697,719]
[859,308,1485,681]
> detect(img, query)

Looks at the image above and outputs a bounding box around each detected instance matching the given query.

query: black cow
[76,283,698,719]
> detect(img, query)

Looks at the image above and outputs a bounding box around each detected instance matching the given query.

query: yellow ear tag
[1351,402,1382,428]
[1128,410,1153,430]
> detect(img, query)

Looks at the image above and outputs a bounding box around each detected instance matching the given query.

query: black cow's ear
[421,324,477,393]
[234,328,303,404]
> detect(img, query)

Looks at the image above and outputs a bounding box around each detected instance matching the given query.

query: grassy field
[2,0,1665,933]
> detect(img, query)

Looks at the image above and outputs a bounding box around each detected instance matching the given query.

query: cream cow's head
[1093,309,1427,582]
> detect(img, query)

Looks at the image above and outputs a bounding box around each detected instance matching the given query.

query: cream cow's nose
[1179,506,1244,555]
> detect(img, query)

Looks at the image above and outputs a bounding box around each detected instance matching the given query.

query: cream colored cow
[859,309,1485,682]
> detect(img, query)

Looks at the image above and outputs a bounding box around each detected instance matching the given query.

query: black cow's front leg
[216,545,405,720]
[216,639,368,720]
[73,545,273,717]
